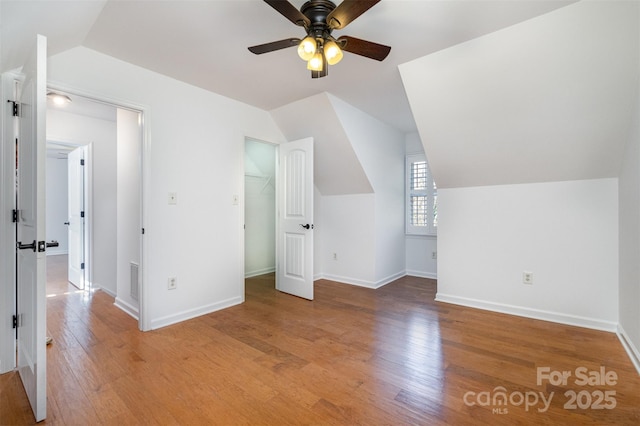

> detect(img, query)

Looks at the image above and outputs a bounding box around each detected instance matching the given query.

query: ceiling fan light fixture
[47,92,72,106]
[297,36,317,61]
[307,51,324,71]
[323,39,343,65]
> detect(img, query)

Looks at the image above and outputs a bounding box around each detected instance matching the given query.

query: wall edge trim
[435,293,618,332]
[245,267,276,279]
[617,324,640,376]
[406,270,437,280]
[314,271,406,289]
[114,297,139,321]
[150,296,243,330]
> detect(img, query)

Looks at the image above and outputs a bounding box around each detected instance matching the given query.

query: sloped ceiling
[0,0,107,71]
[0,0,575,134]
[270,93,373,196]
[400,1,639,189]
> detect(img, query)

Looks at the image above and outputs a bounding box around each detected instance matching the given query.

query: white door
[276,137,314,300]
[67,146,85,289]
[15,34,47,422]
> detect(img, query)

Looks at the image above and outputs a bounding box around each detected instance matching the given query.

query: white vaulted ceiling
[0,0,575,134]
[400,0,639,188]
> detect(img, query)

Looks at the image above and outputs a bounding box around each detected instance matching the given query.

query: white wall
[437,179,619,331]
[334,98,405,284]
[115,108,141,317]
[619,92,640,372]
[319,194,376,286]
[313,186,323,280]
[48,47,285,329]
[45,155,68,255]
[405,132,437,279]
[47,108,117,295]
[270,93,373,196]
[312,94,406,288]
[406,235,437,279]
[400,1,638,189]
[244,139,276,278]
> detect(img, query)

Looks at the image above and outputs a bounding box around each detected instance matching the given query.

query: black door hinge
[80,211,85,218]
[7,100,19,117]
[81,262,85,270]
[12,209,18,223]
[141,228,145,235]
[13,314,18,329]
[80,159,84,166]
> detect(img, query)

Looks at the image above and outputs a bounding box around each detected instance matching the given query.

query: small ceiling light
[324,39,343,66]
[307,51,324,71]
[297,36,317,61]
[47,92,72,106]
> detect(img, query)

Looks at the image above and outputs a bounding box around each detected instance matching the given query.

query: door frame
[46,140,91,290]
[241,136,280,297]
[243,137,278,284]
[46,83,150,331]
[241,136,315,299]
[0,72,19,373]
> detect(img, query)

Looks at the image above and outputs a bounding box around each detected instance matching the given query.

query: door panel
[277,138,314,300]
[67,146,85,289]
[16,34,47,422]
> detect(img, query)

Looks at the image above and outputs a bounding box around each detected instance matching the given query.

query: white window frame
[406,153,437,236]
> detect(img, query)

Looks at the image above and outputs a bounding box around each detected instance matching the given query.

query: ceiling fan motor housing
[301,0,337,38]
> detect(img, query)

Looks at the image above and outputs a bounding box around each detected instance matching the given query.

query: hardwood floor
[1,255,639,425]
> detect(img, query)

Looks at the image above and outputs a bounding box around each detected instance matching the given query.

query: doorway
[244,138,277,283]
[45,91,144,326]
[243,136,315,301]
[46,142,88,290]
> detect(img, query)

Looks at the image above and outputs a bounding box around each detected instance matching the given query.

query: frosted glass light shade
[297,36,317,61]
[307,52,324,71]
[324,39,343,65]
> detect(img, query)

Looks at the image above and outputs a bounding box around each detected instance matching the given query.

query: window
[406,153,437,235]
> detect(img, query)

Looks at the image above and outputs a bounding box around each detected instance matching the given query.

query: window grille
[406,154,437,235]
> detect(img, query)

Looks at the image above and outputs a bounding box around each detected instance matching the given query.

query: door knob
[17,240,36,251]
[299,224,314,230]
[64,222,70,225]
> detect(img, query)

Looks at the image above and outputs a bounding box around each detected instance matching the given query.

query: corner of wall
[617,324,640,375]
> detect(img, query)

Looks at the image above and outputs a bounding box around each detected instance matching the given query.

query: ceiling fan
[248,0,391,78]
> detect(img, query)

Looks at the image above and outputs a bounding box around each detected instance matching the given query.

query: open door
[15,34,47,422]
[67,146,86,289]
[276,137,314,300]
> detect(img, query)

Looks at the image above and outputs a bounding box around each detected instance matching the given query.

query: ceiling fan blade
[327,0,380,30]
[248,38,301,55]
[338,36,391,61]
[264,0,311,27]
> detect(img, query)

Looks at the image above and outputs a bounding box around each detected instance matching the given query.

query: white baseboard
[617,324,640,376]
[435,293,618,332]
[150,296,243,330]
[94,285,116,298]
[114,297,139,321]
[406,270,437,280]
[245,267,275,278]
[315,271,406,290]
[375,271,407,289]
